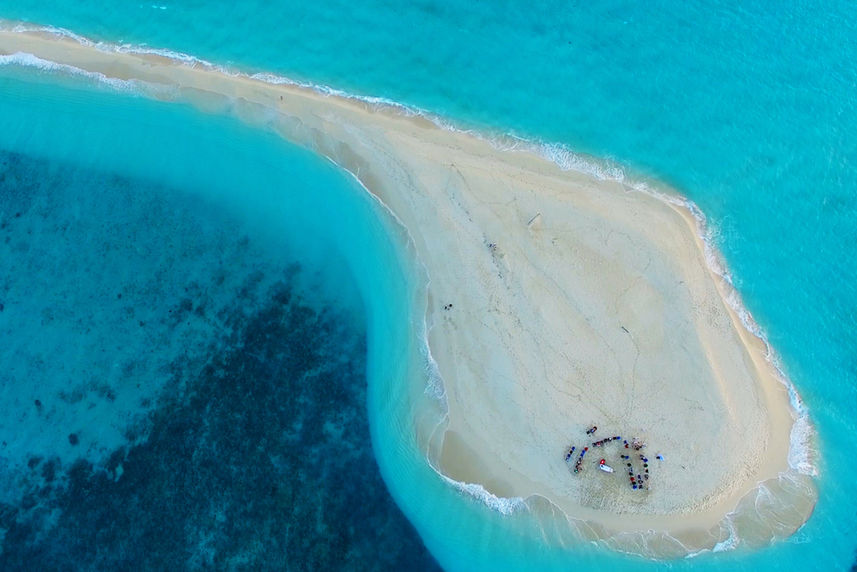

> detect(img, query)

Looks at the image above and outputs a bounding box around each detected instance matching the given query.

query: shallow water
[0,0,856,569]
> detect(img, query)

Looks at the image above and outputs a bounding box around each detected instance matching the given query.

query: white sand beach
[0,29,816,556]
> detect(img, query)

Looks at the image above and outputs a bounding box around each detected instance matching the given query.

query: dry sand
[0,29,816,554]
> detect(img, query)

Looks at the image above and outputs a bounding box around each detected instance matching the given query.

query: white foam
[439,473,525,516]
[0,51,142,93]
[711,520,739,553]
[251,71,426,115]
[683,511,739,559]
[788,408,817,476]
[113,43,211,66]
[530,141,629,182]
[421,333,448,403]
[5,22,96,46]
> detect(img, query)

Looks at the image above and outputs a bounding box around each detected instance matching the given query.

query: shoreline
[0,26,817,557]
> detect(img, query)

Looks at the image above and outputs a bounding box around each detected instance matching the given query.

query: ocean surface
[0,1,855,570]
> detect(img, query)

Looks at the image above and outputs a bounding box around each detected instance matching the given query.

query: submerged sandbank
[0,28,817,557]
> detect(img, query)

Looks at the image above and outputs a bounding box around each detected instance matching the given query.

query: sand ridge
[0,28,816,555]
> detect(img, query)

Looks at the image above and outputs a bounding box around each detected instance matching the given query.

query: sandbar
[0,28,817,557]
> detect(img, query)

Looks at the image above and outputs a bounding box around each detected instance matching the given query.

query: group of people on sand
[623,452,650,490]
[591,435,621,447]
[564,425,661,491]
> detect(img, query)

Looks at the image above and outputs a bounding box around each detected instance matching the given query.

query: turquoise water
[1,1,856,570]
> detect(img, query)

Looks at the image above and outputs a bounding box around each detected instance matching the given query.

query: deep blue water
[0,1,856,570]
